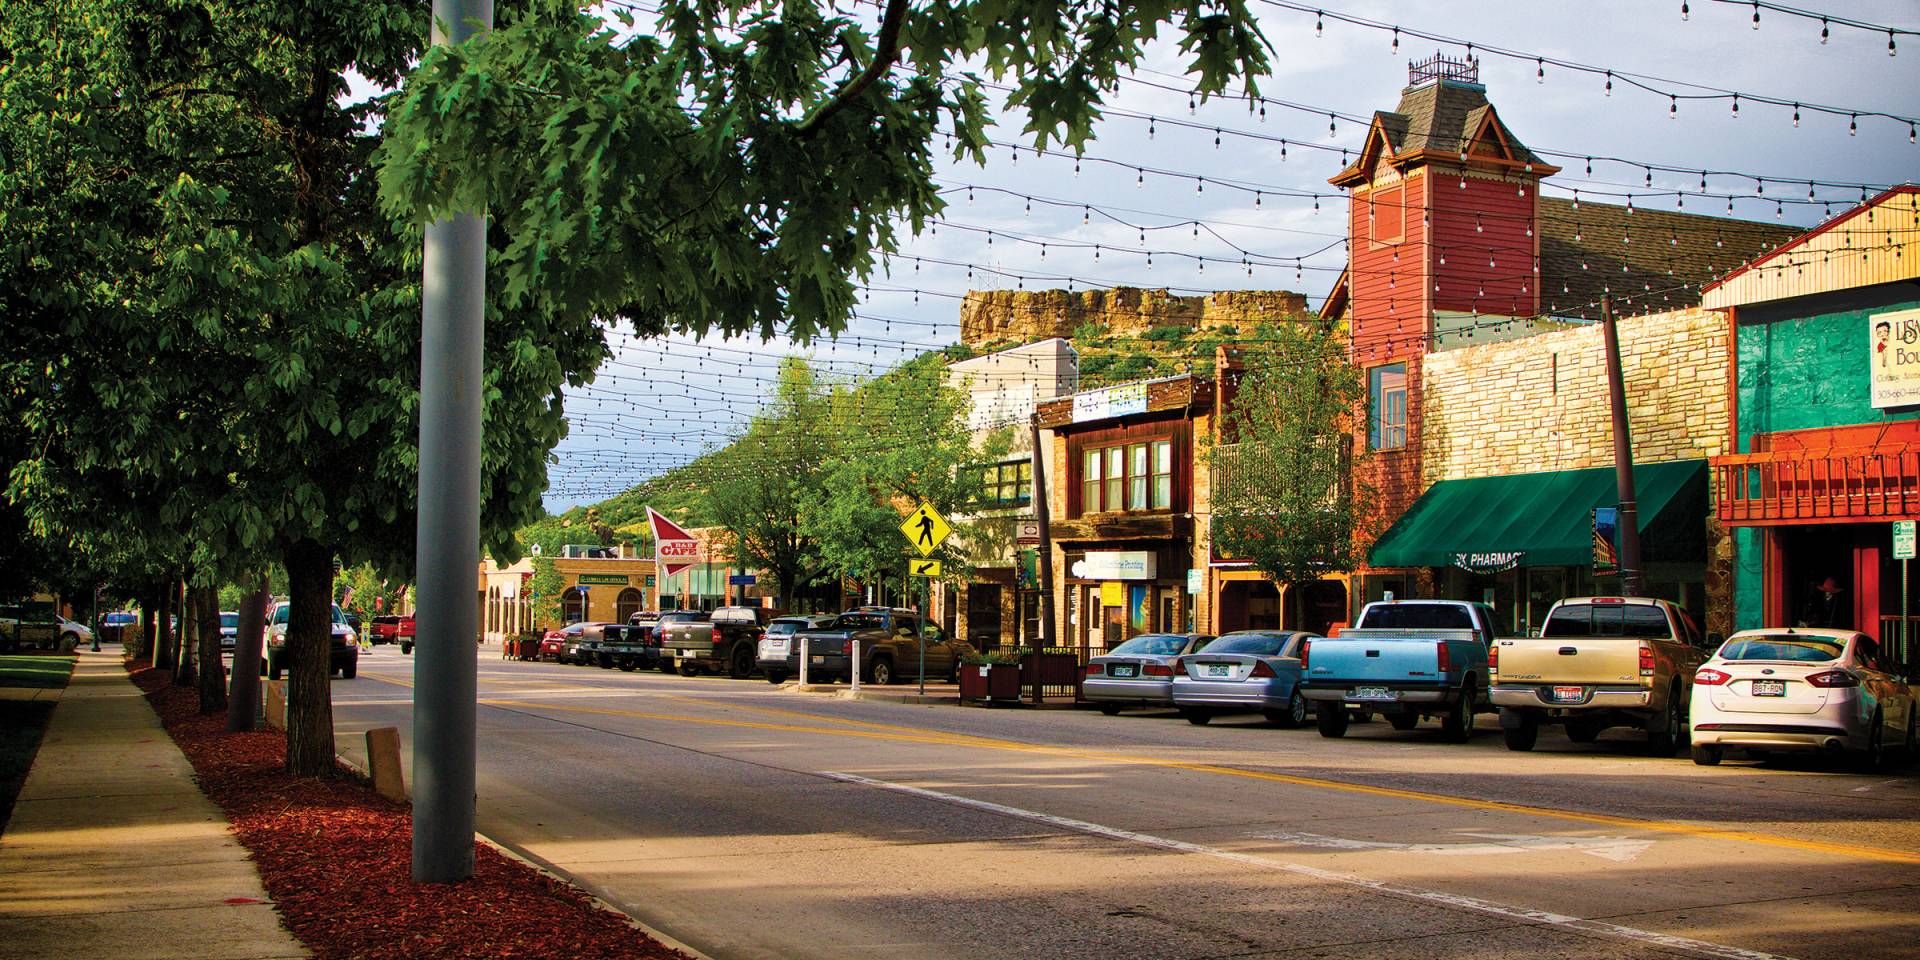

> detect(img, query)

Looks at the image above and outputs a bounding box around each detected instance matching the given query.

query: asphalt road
[330,644,1920,960]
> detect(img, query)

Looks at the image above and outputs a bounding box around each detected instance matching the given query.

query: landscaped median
[1,653,74,833]
[127,663,692,960]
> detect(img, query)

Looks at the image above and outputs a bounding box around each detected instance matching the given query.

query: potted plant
[959,648,1023,702]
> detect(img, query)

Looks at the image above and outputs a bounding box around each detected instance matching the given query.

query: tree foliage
[706,359,832,608]
[1207,326,1367,588]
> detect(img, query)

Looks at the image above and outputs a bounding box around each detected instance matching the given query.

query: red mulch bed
[128,664,690,960]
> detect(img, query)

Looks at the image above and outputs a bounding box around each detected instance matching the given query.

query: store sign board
[577,574,631,586]
[1869,308,1920,409]
[1593,508,1620,576]
[647,507,701,578]
[1073,550,1157,580]
[1071,382,1149,423]
[1452,551,1525,574]
[1187,568,1204,595]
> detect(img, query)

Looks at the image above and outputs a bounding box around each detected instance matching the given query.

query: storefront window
[1104,447,1124,509]
[1079,439,1177,513]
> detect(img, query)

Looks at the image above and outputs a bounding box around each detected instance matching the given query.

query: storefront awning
[1369,460,1708,569]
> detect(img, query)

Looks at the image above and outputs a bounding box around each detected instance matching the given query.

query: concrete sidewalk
[0,649,307,959]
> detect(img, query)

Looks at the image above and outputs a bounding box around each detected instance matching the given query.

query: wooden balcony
[1712,444,1920,526]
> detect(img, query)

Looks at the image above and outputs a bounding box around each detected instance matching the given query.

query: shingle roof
[1536,197,1802,319]
[1334,80,1550,185]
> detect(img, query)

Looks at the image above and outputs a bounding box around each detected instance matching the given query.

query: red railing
[1713,444,1920,524]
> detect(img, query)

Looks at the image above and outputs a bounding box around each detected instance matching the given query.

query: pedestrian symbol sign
[900,501,951,557]
[910,560,943,577]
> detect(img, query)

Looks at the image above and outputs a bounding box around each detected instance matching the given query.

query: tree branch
[793,0,910,137]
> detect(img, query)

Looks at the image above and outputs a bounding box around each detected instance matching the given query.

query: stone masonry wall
[1420,306,1733,636]
[961,287,1311,345]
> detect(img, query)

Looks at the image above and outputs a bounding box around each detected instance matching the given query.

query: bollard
[366,726,407,802]
[849,639,860,695]
[798,633,809,687]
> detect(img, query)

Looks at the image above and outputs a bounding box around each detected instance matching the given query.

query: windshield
[220,614,239,629]
[1718,635,1845,663]
[270,605,348,626]
[833,614,890,630]
[1109,634,1190,657]
[1207,632,1298,656]
[1542,603,1672,639]
[767,621,808,635]
[1361,603,1475,630]
[660,612,708,623]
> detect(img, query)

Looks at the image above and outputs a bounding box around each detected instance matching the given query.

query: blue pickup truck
[1299,600,1498,742]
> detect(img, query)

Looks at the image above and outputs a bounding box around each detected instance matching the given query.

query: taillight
[1298,640,1310,671]
[756,631,767,643]
[1169,657,1184,676]
[1086,663,1105,676]
[1435,642,1452,673]
[1695,667,1732,686]
[1143,663,1173,677]
[843,639,853,656]
[1250,660,1276,679]
[1805,669,1859,688]
[1487,643,1500,671]
[1638,643,1655,677]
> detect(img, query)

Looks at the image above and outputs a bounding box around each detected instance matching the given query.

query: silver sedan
[1084,634,1215,715]
[1170,631,1317,727]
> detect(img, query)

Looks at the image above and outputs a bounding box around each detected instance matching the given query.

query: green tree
[524,556,567,631]
[0,2,606,774]
[1208,327,1367,593]
[706,359,832,609]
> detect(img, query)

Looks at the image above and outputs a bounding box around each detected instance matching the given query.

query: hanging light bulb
[1731,93,1739,119]
[1280,140,1288,161]
[1213,128,1221,148]
[1328,113,1337,137]
[1536,58,1545,83]
[1751,1,1760,29]
[1792,103,1801,127]
[1315,9,1322,37]
[1083,206,1090,225]
[1680,1,1689,19]
[1891,29,1899,57]
[1850,114,1858,136]
[1604,71,1613,96]
[1669,96,1678,120]
[1189,94,1196,115]
[1820,18,1829,43]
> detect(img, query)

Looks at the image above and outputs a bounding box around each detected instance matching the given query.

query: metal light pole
[1600,296,1645,597]
[413,0,491,885]
[1029,414,1057,705]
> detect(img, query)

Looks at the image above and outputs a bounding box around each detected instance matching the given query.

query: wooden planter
[958,663,991,701]
[987,662,1023,701]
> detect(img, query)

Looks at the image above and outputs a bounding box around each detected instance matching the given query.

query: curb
[333,753,715,960]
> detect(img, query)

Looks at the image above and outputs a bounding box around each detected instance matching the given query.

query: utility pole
[1029,414,1056,705]
[413,0,491,885]
[1600,295,1645,597]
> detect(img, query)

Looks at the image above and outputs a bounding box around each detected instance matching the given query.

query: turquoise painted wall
[1732,291,1920,630]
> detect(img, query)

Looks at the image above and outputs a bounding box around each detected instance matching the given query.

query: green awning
[1369,459,1708,569]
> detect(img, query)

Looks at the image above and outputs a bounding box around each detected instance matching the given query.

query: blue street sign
[728,574,757,586]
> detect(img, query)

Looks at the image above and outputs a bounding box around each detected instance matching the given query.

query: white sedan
[1690,628,1915,770]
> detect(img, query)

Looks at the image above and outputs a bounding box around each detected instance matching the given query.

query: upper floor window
[975,459,1032,507]
[1369,363,1407,451]
[1370,186,1404,245]
[1081,439,1174,513]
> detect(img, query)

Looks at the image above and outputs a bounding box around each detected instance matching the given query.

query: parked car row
[1083,597,1918,773]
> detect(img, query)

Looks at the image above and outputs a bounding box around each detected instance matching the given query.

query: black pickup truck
[660,606,771,678]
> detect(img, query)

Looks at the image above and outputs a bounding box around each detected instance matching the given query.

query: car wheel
[869,658,894,686]
[1566,719,1604,744]
[1316,704,1349,738]
[766,670,788,685]
[400,642,413,655]
[1387,711,1420,731]
[1181,708,1211,726]
[1098,703,1122,716]
[1441,682,1476,743]
[1855,711,1886,773]
[1501,709,1539,752]
[342,659,357,680]
[1266,690,1308,729]
[1646,687,1684,756]
[679,661,700,678]
[617,659,636,672]
[730,646,755,680]
[1691,744,1722,766]
[61,631,79,652]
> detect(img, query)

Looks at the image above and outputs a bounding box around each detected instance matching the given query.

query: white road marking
[1252,829,1652,862]
[824,772,1796,960]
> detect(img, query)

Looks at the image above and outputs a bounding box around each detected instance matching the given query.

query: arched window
[615,588,645,624]
[561,587,587,625]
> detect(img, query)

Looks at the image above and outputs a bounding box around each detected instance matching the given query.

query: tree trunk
[133,590,157,661]
[195,585,226,714]
[153,583,174,671]
[228,573,269,733]
[284,539,337,777]
[173,580,196,687]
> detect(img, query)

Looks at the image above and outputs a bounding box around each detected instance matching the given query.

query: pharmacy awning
[1369,460,1708,570]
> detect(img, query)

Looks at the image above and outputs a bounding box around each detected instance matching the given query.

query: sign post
[899,503,953,697]
[1895,521,1916,666]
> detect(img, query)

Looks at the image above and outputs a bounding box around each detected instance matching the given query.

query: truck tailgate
[1495,638,1641,686]
[664,624,715,654]
[1307,636,1441,682]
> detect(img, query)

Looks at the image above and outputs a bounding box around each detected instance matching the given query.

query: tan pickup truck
[1490,597,1711,755]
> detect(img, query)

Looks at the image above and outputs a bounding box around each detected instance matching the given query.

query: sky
[539,0,1920,511]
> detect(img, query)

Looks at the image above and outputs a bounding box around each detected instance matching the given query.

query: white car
[57,617,94,649]
[1690,628,1916,770]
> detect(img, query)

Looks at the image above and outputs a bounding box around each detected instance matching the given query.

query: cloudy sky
[544,0,1920,510]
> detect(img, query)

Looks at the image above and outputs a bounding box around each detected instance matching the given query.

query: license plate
[811,656,825,664]
[1551,685,1585,703]
[771,639,786,649]
[1751,679,1786,697]
[1205,663,1232,677]
[1350,686,1393,701]
[678,650,692,658]
[1110,664,1137,678]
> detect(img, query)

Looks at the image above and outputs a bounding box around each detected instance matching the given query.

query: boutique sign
[1869,308,1920,410]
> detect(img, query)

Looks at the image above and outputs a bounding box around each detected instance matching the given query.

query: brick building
[1321,55,1798,632]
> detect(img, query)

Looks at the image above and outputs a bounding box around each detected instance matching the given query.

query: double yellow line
[355,670,1920,866]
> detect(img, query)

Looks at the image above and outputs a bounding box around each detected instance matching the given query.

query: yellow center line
[356,670,1920,866]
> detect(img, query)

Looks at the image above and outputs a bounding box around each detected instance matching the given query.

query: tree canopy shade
[376,0,1274,345]
[1208,328,1367,589]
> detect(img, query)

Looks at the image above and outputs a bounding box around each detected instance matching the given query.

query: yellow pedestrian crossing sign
[900,501,951,557]
[910,559,943,577]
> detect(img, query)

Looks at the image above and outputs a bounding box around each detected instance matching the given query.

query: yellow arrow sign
[899,501,951,557]
[909,559,943,577]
